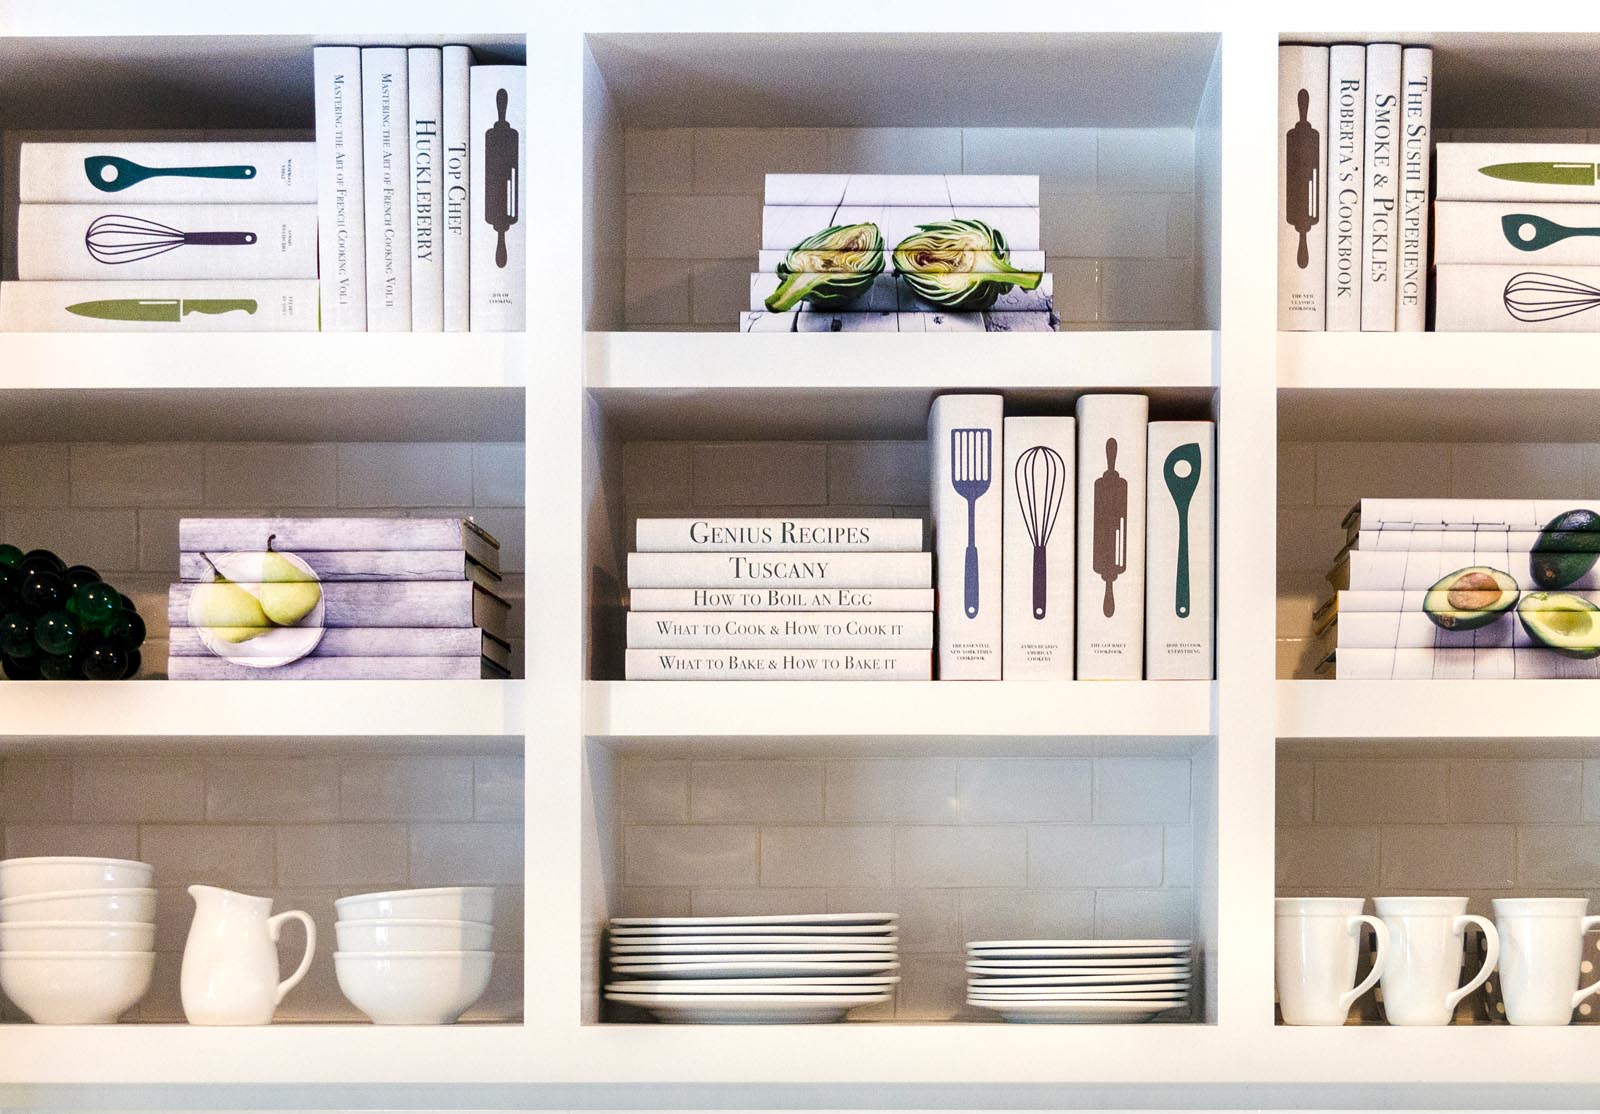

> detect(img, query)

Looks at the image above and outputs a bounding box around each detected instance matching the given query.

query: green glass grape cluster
[0,545,146,681]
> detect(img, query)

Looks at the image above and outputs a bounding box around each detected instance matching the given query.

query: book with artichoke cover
[313,46,367,330]
[361,47,412,331]
[764,174,1039,207]
[756,248,1046,274]
[1002,416,1075,680]
[929,394,1004,679]
[1075,394,1148,679]
[762,206,1040,252]
[740,311,1057,333]
[1145,421,1213,680]
[17,204,318,281]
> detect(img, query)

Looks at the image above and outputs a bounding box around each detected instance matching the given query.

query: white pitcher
[181,885,316,1025]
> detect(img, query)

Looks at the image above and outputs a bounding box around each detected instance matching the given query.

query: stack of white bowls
[0,856,157,1024]
[333,886,496,1024]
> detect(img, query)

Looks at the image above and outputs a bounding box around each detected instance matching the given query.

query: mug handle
[1447,915,1500,1012]
[1339,914,1390,1012]
[268,909,317,1005]
[1570,915,1600,1010]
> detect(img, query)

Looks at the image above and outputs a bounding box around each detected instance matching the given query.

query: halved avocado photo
[1517,592,1600,659]
[1530,508,1600,589]
[1422,566,1519,630]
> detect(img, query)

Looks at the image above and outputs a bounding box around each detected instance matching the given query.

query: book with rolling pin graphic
[928,394,1003,679]
[1076,394,1146,679]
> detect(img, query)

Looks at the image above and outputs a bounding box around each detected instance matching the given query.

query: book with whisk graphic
[1004,417,1076,679]
[16,205,317,280]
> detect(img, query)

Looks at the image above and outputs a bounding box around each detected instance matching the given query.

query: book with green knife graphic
[65,298,258,323]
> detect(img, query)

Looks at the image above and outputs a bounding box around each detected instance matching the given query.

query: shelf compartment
[1277,679,1600,739]
[0,679,525,739]
[588,680,1213,742]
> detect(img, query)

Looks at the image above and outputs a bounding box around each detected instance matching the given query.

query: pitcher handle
[1571,915,1600,1010]
[1447,915,1500,1012]
[1339,914,1389,1012]
[268,909,317,1005]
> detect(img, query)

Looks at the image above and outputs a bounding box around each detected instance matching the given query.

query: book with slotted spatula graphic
[951,427,992,619]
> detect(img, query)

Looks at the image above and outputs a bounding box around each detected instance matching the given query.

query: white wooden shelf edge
[1278,331,1600,391]
[586,329,1219,391]
[0,680,525,739]
[1276,678,1600,739]
[586,679,1214,739]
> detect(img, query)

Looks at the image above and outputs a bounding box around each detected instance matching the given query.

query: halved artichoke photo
[763,222,885,312]
[892,218,1043,311]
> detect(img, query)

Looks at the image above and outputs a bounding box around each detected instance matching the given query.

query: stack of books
[1434,143,1600,332]
[929,394,1215,681]
[313,47,525,333]
[0,140,320,331]
[1277,43,1432,332]
[623,518,935,680]
[1317,498,1600,678]
[167,517,512,680]
[739,174,1056,333]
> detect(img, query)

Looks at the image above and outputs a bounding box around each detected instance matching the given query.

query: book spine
[763,174,1040,207]
[756,248,1047,274]
[168,656,489,680]
[1360,44,1402,331]
[16,204,318,281]
[1075,394,1149,679]
[1436,143,1600,203]
[1325,45,1365,332]
[170,626,484,657]
[178,550,476,582]
[362,47,412,331]
[929,393,1004,679]
[634,518,924,553]
[0,280,317,333]
[178,517,476,552]
[1145,421,1214,680]
[1397,48,1433,332]
[623,648,931,681]
[469,65,527,332]
[1339,588,1600,611]
[625,552,931,589]
[1356,529,1550,551]
[313,47,367,331]
[626,612,933,649]
[763,206,1040,252]
[169,580,478,627]
[627,587,936,612]
[1352,497,1591,529]
[407,48,444,332]
[442,45,473,332]
[1002,416,1075,680]
[19,141,316,204]
[750,272,1055,313]
[1334,646,1599,680]
[1334,610,1486,649]
[1349,550,1600,592]
[1436,202,1600,265]
[1436,263,1600,333]
[1278,45,1330,330]
[740,310,1058,333]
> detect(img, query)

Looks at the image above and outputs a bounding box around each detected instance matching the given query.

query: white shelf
[586,680,1214,743]
[1278,333,1600,441]
[1276,679,1600,740]
[586,330,1217,439]
[0,680,525,741]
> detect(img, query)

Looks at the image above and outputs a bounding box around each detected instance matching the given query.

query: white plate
[965,969,1190,985]
[969,975,1190,989]
[612,960,900,978]
[966,967,1190,981]
[967,983,1190,997]
[968,959,1191,971]
[614,951,896,964]
[968,939,1191,950]
[964,952,1190,965]
[608,979,897,995]
[606,992,888,1023]
[611,914,896,928]
[611,925,896,938]
[609,934,899,947]
[968,999,1186,1024]
[189,550,325,668]
[610,941,899,956]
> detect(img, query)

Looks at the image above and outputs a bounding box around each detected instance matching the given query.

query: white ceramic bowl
[334,950,494,1024]
[335,918,493,952]
[0,887,156,923]
[0,950,155,1024]
[335,887,494,923]
[0,857,153,900]
[0,920,155,952]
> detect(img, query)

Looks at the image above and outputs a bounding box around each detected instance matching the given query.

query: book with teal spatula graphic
[0,280,317,332]
[19,141,316,203]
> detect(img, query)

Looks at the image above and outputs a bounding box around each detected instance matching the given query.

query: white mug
[1276,897,1389,1025]
[1492,897,1600,1026]
[1374,896,1499,1026]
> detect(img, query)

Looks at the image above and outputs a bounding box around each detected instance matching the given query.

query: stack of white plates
[966,938,1193,1024]
[605,912,899,1023]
